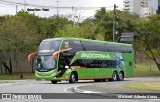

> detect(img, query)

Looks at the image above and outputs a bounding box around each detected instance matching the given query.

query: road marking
[64,84,101,93]
[64,86,75,93]
[73,85,101,93]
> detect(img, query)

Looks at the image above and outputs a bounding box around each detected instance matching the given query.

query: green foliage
[134,14,160,70]
[37,17,70,39]
[55,18,97,39]
[0,12,39,52]
[94,9,139,41]
[124,82,160,91]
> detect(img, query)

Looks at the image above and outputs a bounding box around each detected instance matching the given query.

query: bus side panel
[72,68,116,79]
[124,53,134,78]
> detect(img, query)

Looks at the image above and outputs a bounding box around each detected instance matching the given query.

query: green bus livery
[28,38,134,83]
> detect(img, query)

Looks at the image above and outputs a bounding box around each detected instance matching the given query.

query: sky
[0,0,124,19]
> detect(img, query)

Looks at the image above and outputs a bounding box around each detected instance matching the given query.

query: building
[123,0,160,17]
[140,7,153,17]
[141,0,160,17]
[148,0,160,14]
[123,0,148,15]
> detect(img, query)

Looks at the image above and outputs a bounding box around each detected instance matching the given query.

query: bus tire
[102,79,106,82]
[108,71,118,81]
[94,79,101,82]
[118,71,124,81]
[51,80,57,84]
[69,72,76,83]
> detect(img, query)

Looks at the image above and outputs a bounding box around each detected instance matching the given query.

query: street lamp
[116,36,131,42]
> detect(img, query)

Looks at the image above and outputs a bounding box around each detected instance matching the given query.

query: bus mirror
[65,66,69,69]
[52,48,72,60]
[28,52,37,62]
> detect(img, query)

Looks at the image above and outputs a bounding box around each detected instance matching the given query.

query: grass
[134,62,160,77]
[124,82,160,91]
[0,82,15,84]
[0,73,35,80]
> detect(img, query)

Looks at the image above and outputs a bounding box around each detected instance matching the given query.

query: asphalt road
[0,77,160,102]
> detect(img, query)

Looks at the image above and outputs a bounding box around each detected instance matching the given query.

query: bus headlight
[50,72,57,77]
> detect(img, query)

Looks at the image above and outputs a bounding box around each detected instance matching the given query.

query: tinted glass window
[38,40,60,52]
[71,59,117,68]
[59,40,84,66]
[83,42,132,53]
[61,40,83,54]
[106,44,132,53]
[36,55,56,71]
[84,42,107,52]
[60,40,132,54]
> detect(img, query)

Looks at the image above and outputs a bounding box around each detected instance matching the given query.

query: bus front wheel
[69,73,76,83]
[94,79,102,82]
[108,71,118,81]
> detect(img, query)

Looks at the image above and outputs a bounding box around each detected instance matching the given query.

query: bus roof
[43,38,63,42]
[43,37,132,46]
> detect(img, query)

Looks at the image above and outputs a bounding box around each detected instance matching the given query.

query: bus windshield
[36,55,56,71]
[38,40,60,53]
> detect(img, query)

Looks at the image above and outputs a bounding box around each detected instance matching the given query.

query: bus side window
[83,42,107,52]
[105,60,117,68]
[112,61,117,68]
[129,62,132,66]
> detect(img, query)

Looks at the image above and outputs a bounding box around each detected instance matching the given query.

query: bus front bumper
[35,70,61,81]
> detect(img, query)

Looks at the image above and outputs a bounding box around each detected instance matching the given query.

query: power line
[0,0,114,10]
[0,0,54,8]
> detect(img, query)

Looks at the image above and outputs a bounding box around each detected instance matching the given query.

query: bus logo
[64,42,69,48]
[81,53,111,59]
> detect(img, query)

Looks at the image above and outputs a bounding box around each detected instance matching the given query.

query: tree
[37,16,70,40]
[94,8,139,41]
[55,18,97,40]
[94,8,113,41]
[134,15,160,70]
[0,12,40,74]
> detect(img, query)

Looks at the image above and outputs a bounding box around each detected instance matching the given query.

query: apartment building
[123,0,148,15]
[148,0,160,14]
[123,0,160,17]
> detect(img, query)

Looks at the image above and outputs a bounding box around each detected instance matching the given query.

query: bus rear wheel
[69,73,76,83]
[51,80,57,84]
[118,71,124,81]
[108,71,118,81]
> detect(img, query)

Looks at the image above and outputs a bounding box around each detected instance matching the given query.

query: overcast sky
[0,0,124,18]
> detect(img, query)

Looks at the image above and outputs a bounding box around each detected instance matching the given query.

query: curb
[0,82,16,85]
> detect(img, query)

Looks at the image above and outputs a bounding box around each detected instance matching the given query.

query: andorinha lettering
[81,53,111,59]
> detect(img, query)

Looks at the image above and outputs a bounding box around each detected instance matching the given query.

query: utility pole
[56,1,59,17]
[113,4,116,42]
[16,5,18,14]
[24,0,26,12]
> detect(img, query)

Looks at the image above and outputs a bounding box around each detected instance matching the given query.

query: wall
[0,52,35,74]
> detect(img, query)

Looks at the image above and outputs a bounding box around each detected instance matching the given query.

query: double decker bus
[28,38,134,83]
